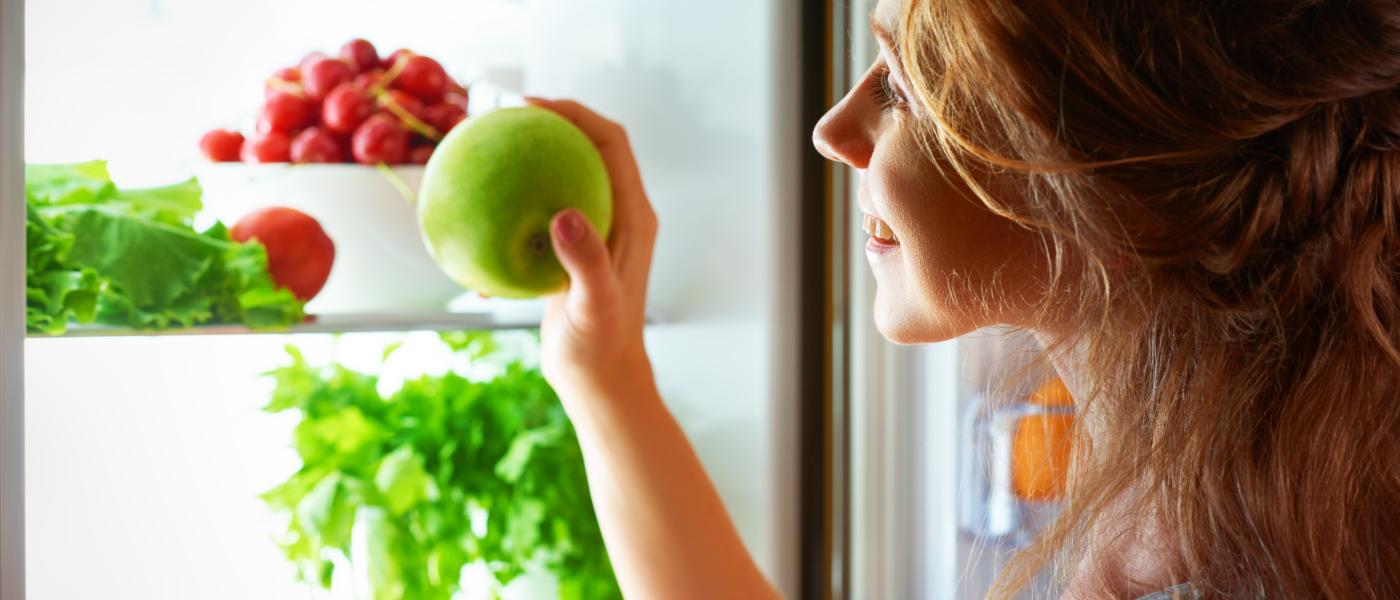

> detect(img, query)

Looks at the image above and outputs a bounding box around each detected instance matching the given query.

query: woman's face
[812,0,1048,344]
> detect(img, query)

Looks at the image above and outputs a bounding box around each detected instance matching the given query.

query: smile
[862,213,899,244]
[862,213,899,259]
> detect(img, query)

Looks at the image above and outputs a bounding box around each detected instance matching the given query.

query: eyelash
[869,66,906,111]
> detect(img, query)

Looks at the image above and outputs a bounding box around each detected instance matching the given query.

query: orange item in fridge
[1012,378,1075,502]
[1030,377,1074,407]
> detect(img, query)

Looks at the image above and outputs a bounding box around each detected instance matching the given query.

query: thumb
[550,208,614,309]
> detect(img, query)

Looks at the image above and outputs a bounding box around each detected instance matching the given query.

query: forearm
[559,368,781,600]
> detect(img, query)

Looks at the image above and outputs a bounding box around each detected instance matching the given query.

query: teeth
[862,213,898,243]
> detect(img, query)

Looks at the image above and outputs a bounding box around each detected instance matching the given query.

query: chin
[871,290,967,345]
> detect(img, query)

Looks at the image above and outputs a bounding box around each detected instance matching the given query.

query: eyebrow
[870,12,902,63]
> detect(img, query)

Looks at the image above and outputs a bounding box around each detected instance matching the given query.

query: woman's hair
[897,0,1400,597]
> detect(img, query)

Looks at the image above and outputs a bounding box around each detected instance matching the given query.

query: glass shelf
[27,295,564,338]
[28,311,541,338]
[29,303,661,338]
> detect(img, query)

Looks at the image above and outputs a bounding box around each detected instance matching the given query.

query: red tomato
[230,207,335,301]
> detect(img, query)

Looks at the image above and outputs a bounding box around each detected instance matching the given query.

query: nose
[812,91,874,170]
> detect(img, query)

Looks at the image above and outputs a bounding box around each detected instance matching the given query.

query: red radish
[424,103,466,133]
[299,51,328,73]
[381,48,413,71]
[265,68,304,99]
[200,129,245,162]
[446,79,468,98]
[258,91,316,133]
[242,131,292,163]
[340,38,379,73]
[408,145,435,164]
[230,207,335,301]
[352,69,386,93]
[322,83,373,135]
[443,91,469,109]
[199,41,471,165]
[290,127,345,163]
[392,55,448,103]
[380,89,427,120]
[351,114,409,164]
[302,57,354,100]
[272,67,301,82]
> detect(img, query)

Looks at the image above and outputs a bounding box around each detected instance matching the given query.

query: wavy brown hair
[896,0,1400,597]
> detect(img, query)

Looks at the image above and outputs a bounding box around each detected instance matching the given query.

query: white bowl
[195,164,467,315]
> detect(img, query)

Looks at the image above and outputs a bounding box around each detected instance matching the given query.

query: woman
[528,0,1400,596]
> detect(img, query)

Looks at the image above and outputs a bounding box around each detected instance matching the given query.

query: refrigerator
[3,0,817,598]
[2,0,1062,598]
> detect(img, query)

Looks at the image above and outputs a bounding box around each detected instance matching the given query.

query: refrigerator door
[1,0,24,597]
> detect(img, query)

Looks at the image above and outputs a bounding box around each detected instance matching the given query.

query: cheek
[864,131,1048,342]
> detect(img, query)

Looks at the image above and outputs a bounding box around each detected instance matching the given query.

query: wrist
[553,357,663,435]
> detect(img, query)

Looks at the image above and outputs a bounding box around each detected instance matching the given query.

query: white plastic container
[195,164,467,315]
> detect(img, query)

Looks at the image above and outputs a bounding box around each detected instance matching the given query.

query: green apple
[418,106,613,298]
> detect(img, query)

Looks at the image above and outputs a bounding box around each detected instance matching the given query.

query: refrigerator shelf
[28,311,542,338]
[28,307,664,339]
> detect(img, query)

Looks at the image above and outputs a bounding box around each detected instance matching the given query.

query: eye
[868,66,907,111]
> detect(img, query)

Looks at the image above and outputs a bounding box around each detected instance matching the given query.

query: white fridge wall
[25,336,309,600]
[520,1,801,594]
[24,333,569,600]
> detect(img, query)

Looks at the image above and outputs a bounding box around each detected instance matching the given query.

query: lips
[861,212,900,259]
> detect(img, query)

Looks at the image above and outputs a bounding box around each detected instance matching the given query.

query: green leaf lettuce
[23,161,304,333]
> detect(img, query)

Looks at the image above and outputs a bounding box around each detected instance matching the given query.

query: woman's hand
[529,97,660,407]
[525,98,781,600]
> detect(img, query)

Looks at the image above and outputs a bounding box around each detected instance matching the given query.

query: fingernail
[554,210,584,245]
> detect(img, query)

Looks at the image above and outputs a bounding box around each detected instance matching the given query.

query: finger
[524,97,644,193]
[550,208,616,316]
[609,212,657,307]
[525,97,659,290]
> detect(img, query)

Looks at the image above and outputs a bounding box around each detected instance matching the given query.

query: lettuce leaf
[25,204,102,335]
[25,160,200,224]
[25,160,116,206]
[23,162,304,333]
